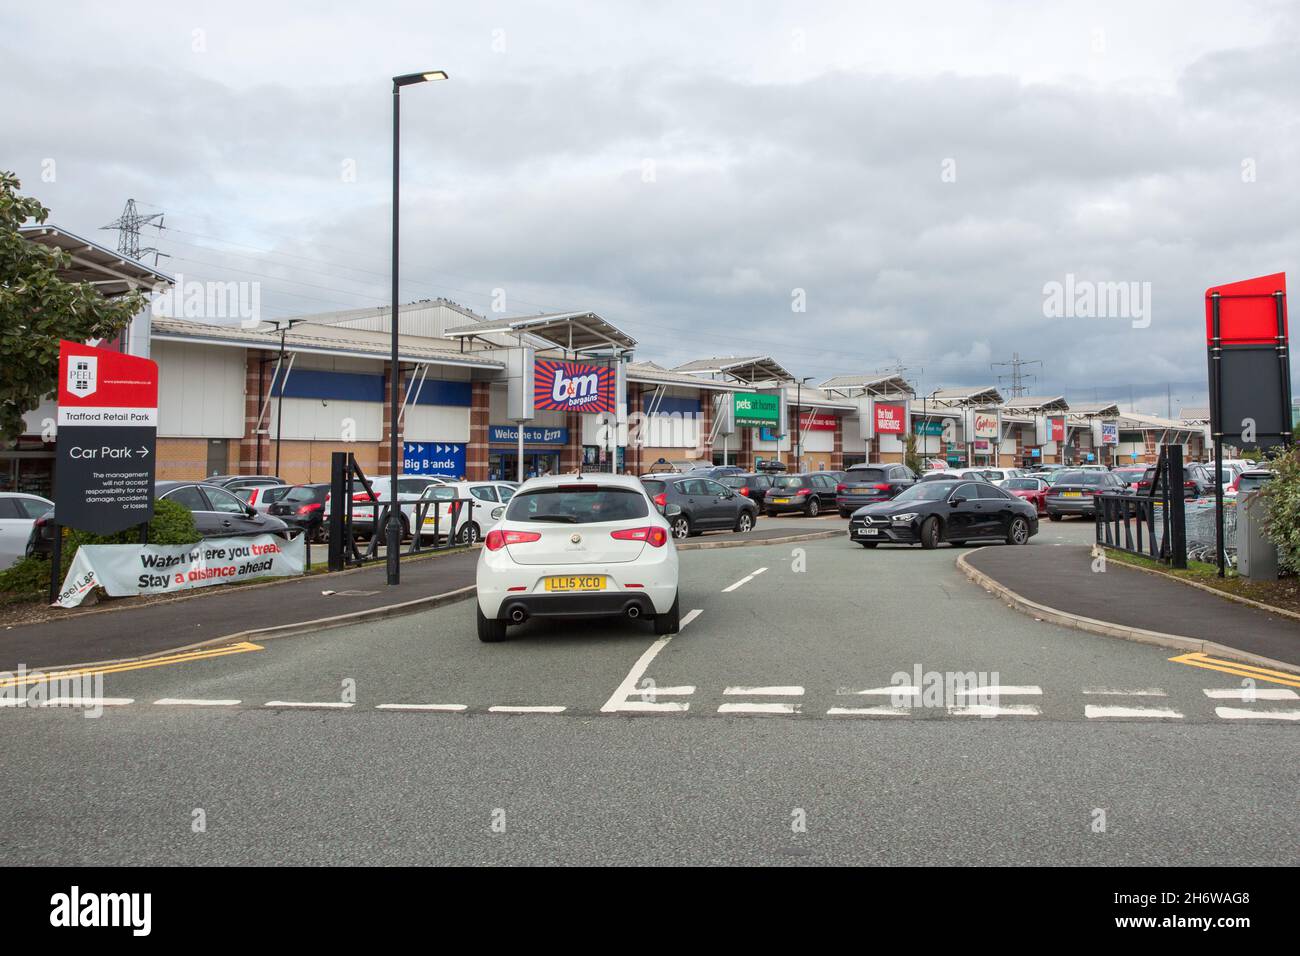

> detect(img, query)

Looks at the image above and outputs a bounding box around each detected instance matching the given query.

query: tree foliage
[0,172,146,441]
[1260,447,1300,573]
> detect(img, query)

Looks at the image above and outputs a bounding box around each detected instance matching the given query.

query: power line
[990,352,1042,397]
[101,199,169,267]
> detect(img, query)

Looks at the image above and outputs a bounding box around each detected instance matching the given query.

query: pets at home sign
[55,534,305,608]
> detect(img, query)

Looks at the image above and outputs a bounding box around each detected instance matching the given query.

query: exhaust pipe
[625,604,641,619]
[510,607,527,624]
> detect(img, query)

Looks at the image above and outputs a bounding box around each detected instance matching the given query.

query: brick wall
[239,350,272,475]
[467,381,490,480]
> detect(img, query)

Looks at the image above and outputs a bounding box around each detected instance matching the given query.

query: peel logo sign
[68,356,97,398]
[533,359,614,414]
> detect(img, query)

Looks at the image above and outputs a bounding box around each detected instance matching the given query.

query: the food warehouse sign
[54,340,159,535]
[733,392,780,427]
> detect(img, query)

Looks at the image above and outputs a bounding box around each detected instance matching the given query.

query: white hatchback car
[475,473,680,642]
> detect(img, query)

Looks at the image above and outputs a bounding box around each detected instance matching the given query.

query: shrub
[1260,447,1300,573]
[0,498,200,600]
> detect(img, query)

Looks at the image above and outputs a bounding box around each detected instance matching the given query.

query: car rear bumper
[477,549,678,619]
[1046,497,1097,515]
[765,499,813,513]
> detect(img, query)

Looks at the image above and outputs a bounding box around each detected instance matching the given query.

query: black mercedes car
[846,479,1038,549]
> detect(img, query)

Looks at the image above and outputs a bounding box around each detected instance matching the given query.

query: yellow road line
[1168,651,1300,689]
[0,642,263,689]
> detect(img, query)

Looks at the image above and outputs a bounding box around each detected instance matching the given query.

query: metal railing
[1095,444,1187,568]
[325,452,477,572]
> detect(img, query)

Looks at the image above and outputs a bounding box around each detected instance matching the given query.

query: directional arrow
[138,446,149,457]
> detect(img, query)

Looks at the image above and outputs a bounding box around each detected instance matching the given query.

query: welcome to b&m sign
[533,359,615,414]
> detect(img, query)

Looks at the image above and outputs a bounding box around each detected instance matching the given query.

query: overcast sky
[5,0,1298,414]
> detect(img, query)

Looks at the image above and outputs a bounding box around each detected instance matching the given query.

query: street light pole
[795,376,813,472]
[270,319,303,478]
[388,70,448,586]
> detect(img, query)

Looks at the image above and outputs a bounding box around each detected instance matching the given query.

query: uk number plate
[544,575,606,592]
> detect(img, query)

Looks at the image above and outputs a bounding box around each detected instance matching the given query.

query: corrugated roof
[1003,395,1069,411]
[671,355,795,384]
[20,224,174,296]
[151,316,504,368]
[443,311,637,351]
[929,385,1003,405]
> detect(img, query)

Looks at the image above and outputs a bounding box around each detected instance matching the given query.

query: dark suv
[835,463,916,517]
[718,472,776,515]
[764,472,841,517]
[641,475,759,539]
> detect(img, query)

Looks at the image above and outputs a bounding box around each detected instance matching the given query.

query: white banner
[55,533,305,608]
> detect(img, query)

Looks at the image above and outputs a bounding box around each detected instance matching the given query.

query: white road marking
[1085,705,1184,719]
[855,685,919,696]
[827,706,911,717]
[722,568,768,593]
[40,697,134,707]
[952,685,1042,697]
[1215,706,1300,721]
[375,703,468,712]
[600,610,702,714]
[264,701,353,709]
[154,698,241,706]
[488,705,566,714]
[718,702,799,715]
[724,685,804,696]
[637,686,695,697]
[1083,687,1168,697]
[1203,688,1299,700]
[947,704,1041,718]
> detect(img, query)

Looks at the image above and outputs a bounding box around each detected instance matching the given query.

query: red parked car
[998,476,1050,515]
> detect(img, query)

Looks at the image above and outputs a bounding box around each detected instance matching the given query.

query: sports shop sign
[55,340,158,535]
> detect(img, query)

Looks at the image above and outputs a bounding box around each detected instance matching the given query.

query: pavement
[0,514,845,672]
[966,537,1300,667]
[1,522,1295,866]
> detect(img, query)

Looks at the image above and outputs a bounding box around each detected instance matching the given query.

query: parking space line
[488,705,566,714]
[722,568,767,593]
[375,703,468,712]
[154,698,241,706]
[1215,707,1300,721]
[265,701,353,709]
[827,706,910,717]
[1203,688,1299,700]
[1084,705,1184,719]
[40,697,134,707]
[600,611,703,714]
[952,685,1042,697]
[1083,687,1168,696]
[947,704,1041,718]
[718,702,799,715]
[724,685,804,696]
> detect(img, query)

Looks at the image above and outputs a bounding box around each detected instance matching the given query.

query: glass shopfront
[489,450,561,481]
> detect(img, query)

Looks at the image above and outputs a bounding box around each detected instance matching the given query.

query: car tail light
[352,491,376,503]
[653,492,667,508]
[611,526,669,548]
[485,529,542,551]
[739,487,750,496]
[296,502,323,515]
[247,488,259,506]
[836,484,847,493]
[873,483,891,492]
[796,488,809,495]
[1231,476,1240,492]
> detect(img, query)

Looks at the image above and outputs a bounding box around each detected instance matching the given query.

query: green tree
[903,431,922,474]
[0,172,145,441]
[1261,447,1300,573]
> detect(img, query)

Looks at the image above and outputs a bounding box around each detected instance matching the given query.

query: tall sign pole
[1205,273,1290,577]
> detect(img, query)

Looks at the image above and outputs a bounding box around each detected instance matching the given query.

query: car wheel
[456,522,481,545]
[654,592,681,635]
[671,516,691,539]
[1007,516,1030,545]
[839,509,851,518]
[859,541,878,549]
[1048,514,1062,522]
[734,512,754,533]
[807,497,820,517]
[476,603,508,643]
[919,516,941,549]
[380,512,410,542]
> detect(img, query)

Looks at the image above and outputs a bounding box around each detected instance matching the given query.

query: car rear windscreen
[774,476,807,488]
[847,468,887,482]
[1004,478,1039,490]
[721,476,747,488]
[506,486,650,523]
[284,486,325,502]
[1237,475,1270,492]
[640,479,666,496]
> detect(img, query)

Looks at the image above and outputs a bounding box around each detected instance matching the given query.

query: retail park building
[7,228,1210,494]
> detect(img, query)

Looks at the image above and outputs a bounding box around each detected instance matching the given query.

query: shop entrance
[489,450,561,481]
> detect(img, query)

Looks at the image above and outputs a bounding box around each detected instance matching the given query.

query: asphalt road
[2,515,1296,865]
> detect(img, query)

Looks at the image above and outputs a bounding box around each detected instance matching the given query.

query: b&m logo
[533,360,614,414]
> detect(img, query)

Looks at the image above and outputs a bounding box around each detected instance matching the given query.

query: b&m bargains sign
[533,359,614,414]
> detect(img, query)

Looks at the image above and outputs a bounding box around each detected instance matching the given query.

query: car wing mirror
[949,496,966,506]
[664,503,683,517]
